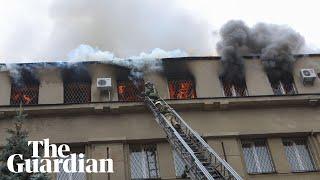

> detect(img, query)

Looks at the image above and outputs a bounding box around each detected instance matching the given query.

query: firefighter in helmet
[155,101,180,129]
[144,81,159,102]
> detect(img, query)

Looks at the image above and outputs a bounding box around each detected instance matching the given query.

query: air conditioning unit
[97,78,112,90]
[300,69,317,85]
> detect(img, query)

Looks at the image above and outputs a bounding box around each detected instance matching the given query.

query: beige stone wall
[0,71,11,105]
[1,57,320,179]
[1,57,320,106]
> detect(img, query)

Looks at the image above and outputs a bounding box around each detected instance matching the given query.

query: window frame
[221,81,248,97]
[129,144,160,180]
[167,79,197,100]
[240,139,276,174]
[282,137,317,173]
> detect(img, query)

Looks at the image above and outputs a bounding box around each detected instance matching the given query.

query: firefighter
[155,101,181,129]
[144,81,159,102]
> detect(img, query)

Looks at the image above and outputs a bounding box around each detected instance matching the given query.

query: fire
[10,85,39,105]
[169,80,196,99]
[117,80,144,101]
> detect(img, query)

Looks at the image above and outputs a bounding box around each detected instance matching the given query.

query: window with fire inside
[117,79,144,101]
[10,69,40,105]
[168,79,197,100]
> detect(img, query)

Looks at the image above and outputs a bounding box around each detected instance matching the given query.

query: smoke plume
[217,20,305,83]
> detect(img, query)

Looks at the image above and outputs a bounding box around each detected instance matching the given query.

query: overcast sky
[0,0,319,63]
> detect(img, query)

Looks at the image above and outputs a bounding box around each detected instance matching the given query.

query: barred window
[130,144,160,179]
[282,137,316,172]
[222,81,248,97]
[168,79,196,99]
[271,81,297,95]
[117,80,144,101]
[10,83,39,105]
[173,150,188,178]
[57,154,86,180]
[241,139,275,174]
[64,82,91,104]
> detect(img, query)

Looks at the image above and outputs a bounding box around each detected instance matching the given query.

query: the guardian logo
[7,139,114,173]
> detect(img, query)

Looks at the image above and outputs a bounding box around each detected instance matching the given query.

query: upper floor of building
[1,54,320,110]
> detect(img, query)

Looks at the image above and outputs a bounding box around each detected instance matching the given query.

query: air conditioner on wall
[300,69,317,85]
[97,78,112,90]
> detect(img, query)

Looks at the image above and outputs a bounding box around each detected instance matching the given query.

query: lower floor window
[56,154,86,180]
[173,150,188,178]
[241,139,275,174]
[282,137,316,172]
[130,144,160,179]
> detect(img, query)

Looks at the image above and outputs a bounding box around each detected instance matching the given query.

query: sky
[0,0,320,63]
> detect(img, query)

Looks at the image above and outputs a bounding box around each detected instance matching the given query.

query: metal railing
[145,96,243,180]
[145,97,214,179]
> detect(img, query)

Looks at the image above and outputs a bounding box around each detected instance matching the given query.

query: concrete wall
[1,57,320,106]
[1,57,320,179]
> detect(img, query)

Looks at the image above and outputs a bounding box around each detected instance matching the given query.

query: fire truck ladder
[144,97,243,180]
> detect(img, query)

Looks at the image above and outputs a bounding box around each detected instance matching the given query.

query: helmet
[145,81,152,86]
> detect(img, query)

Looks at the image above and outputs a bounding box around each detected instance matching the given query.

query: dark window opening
[117,80,144,102]
[221,80,248,97]
[168,79,196,99]
[10,69,39,105]
[62,68,91,104]
[64,82,91,104]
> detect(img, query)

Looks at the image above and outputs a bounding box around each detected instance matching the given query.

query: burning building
[1,54,320,180]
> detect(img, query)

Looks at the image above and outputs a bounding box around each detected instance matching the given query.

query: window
[168,79,196,99]
[173,150,188,178]
[270,81,297,95]
[282,137,316,172]
[57,154,86,180]
[10,83,39,105]
[268,72,297,95]
[64,82,91,104]
[130,144,160,179]
[221,81,248,97]
[117,80,144,101]
[241,139,275,174]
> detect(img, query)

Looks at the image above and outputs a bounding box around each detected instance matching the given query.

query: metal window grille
[222,82,248,97]
[117,80,144,102]
[168,79,197,99]
[64,82,91,104]
[57,154,86,180]
[282,137,316,172]
[10,84,39,105]
[271,81,297,95]
[173,150,188,178]
[241,139,275,174]
[130,144,160,179]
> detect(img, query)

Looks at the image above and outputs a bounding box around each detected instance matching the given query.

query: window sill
[247,171,277,175]
[291,170,320,173]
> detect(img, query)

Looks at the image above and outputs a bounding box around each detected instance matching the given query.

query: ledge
[0,94,320,117]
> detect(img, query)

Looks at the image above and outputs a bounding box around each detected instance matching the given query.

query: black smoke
[217,20,305,83]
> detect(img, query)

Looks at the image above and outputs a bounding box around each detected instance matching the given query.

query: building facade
[1,55,320,179]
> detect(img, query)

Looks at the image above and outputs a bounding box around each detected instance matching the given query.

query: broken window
[130,144,160,179]
[10,83,39,105]
[221,81,248,97]
[168,79,196,99]
[117,80,144,101]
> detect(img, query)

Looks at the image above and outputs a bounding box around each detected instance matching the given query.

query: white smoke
[67,44,188,74]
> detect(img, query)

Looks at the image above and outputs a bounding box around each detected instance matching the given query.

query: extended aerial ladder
[144,96,243,180]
